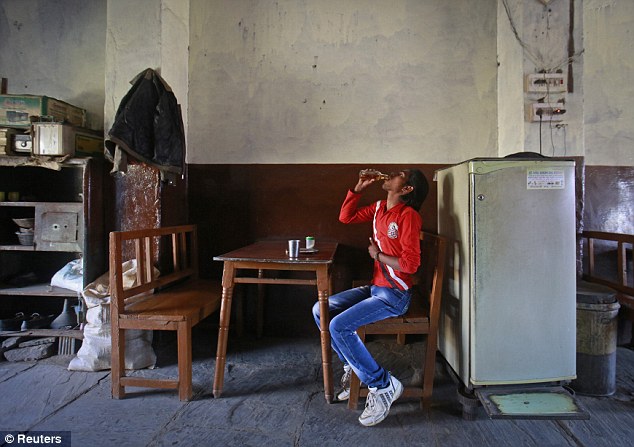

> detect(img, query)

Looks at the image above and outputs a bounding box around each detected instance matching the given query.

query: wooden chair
[110,225,222,400]
[579,230,634,344]
[348,231,447,410]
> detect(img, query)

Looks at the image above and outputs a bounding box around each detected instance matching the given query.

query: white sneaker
[335,365,352,401]
[358,375,403,427]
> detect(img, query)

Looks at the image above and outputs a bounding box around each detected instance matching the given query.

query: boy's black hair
[401,169,428,211]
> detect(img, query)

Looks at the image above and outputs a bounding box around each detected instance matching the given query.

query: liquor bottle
[359,169,390,181]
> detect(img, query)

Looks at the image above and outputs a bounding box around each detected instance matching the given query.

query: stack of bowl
[13,218,35,245]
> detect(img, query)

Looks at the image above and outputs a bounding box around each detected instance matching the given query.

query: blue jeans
[312,285,411,389]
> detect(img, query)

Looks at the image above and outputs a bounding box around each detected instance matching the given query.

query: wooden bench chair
[348,231,447,410]
[580,230,634,344]
[110,225,221,400]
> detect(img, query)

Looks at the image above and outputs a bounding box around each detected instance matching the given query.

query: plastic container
[571,280,620,396]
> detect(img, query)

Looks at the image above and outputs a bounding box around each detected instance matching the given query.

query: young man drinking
[313,168,428,426]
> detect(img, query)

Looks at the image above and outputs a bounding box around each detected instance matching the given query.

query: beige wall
[0,0,106,130]
[503,0,584,159]
[583,0,634,166]
[104,0,162,134]
[104,0,189,138]
[497,0,526,156]
[188,0,498,164]
[0,0,632,166]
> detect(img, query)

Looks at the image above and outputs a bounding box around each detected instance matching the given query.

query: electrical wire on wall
[501,0,584,73]
[538,103,569,157]
[558,124,567,156]
[544,73,565,156]
[549,119,556,155]
[547,122,569,156]
[541,69,568,157]
[539,111,568,157]
[538,112,543,155]
[502,0,580,157]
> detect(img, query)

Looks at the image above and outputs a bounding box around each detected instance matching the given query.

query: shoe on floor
[334,365,352,402]
[0,312,27,331]
[358,375,403,427]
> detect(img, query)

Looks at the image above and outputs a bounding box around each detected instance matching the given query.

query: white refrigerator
[436,158,577,390]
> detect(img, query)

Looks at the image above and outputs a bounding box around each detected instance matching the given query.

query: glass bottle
[359,169,390,181]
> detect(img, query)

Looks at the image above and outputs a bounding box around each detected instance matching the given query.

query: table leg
[257,269,265,338]
[317,268,333,403]
[235,283,244,337]
[213,262,235,398]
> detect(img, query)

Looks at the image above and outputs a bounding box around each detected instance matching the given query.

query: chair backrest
[347,231,449,410]
[580,230,634,296]
[109,225,199,312]
[353,231,447,313]
[413,232,447,336]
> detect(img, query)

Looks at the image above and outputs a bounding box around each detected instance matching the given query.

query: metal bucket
[571,281,620,396]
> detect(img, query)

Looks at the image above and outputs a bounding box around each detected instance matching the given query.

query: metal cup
[288,239,300,258]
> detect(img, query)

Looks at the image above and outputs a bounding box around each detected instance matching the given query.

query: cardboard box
[0,127,19,155]
[74,131,104,157]
[0,94,86,128]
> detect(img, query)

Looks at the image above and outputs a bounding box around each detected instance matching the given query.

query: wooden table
[213,240,338,402]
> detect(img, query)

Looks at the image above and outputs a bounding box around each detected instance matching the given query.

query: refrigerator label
[526,169,565,189]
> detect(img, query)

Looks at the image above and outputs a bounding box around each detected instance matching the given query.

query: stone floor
[0,328,633,447]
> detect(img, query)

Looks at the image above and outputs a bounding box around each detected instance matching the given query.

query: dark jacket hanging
[105,68,185,180]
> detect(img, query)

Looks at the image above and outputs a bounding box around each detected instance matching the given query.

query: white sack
[68,259,158,372]
[50,259,83,293]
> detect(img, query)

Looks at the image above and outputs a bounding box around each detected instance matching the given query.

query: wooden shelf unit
[0,156,105,304]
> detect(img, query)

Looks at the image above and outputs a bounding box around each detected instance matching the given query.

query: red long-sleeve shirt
[339,190,422,290]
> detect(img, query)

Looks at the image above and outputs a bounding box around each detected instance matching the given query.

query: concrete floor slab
[0,333,632,447]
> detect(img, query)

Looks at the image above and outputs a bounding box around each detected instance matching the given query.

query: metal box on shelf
[32,123,102,157]
[33,123,76,156]
[14,134,32,153]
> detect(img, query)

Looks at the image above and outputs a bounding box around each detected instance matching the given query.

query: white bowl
[13,218,35,229]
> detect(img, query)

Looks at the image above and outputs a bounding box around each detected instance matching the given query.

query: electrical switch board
[525,73,567,93]
[527,102,566,122]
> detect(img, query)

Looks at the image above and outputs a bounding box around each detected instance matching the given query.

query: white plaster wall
[0,0,106,130]
[583,0,634,167]
[104,0,162,134]
[497,0,526,156]
[160,0,190,148]
[515,0,584,158]
[187,0,498,164]
[0,1,631,167]
[104,0,189,143]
